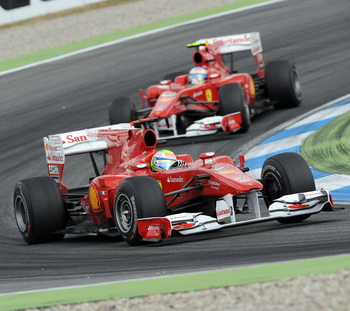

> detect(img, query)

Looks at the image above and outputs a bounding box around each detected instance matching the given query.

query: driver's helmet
[151,150,177,171]
[188,66,208,85]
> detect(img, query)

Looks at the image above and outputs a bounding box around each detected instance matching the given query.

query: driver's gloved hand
[169,160,188,169]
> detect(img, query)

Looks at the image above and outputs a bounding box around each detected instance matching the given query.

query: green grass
[301,111,350,174]
[0,0,272,72]
[0,255,349,311]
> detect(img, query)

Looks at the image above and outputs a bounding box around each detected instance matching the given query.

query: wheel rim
[264,172,283,205]
[292,69,302,101]
[115,194,134,233]
[14,196,28,233]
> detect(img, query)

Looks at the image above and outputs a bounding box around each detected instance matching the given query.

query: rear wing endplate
[43,123,133,186]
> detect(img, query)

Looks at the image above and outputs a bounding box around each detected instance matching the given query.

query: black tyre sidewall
[109,96,134,124]
[219,83,250,133]
[13,177,66,244]
[261,152,315,206]
[114,176,167,245]
[265,60,302,109]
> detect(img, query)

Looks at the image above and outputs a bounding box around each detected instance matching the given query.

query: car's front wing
[137,190,334,241]
[153,112,242,140]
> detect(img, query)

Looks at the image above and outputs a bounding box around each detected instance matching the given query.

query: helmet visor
[154,158,176,170]
[189,73,207,85]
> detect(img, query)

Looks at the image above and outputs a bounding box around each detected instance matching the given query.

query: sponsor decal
[219,169,237,175]
[208,180,220,190]
[62,134,87,144]
[210,34,250,45]
[173,223,195,229]
[235,176,252,183]
[205,89,213,101]
[89,185,102,211]
[167,176,184,183]
[161,92,177,97]
[193,91,203,98]
[288,204,310,209]
[216,208,231,216]
[148,225,160,231]
[47,154,64,162]
[249,78,256,96]
[48,165,59,175]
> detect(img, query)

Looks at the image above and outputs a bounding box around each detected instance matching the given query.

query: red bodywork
[140,35,264,119]
[56,126,262,227]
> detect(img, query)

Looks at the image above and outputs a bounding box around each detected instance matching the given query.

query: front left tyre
[13,177,66,244]
[113,176,167,245]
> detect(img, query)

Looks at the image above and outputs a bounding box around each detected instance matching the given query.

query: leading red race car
[109,32,302,139]
[14,119,334,246]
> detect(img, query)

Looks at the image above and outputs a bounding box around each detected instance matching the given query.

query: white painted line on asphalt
[0,0,285,77]
[245,132,313,160]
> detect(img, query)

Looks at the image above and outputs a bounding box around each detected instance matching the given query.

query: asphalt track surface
[0,0,350,295]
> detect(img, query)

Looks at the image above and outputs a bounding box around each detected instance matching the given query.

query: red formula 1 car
[14,119,334,246]
[109,32,302,139]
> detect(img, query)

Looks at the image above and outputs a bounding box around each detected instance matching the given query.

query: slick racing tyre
[109,96,136,124]
[113,176,167,245]
[265,60,302,109]
[261,152,315,224]
[219,83,250,133]
[13,177,66,244]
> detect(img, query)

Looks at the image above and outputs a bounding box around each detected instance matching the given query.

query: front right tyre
[261,152,315,224]
[114,176,167,245]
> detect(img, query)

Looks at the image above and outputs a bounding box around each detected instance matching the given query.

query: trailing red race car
[14,119,334,246]
[109,32,302,139]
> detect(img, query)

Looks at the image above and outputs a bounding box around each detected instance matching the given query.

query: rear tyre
[219,83,250,133]
[113,176,167,245]
[265,60,302,109]
[261,152,315,224]
[109,96,135,124]
[13,177,66,244]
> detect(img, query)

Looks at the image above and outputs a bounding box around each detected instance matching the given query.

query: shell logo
[89,185,101,211]
[249,78,256,96]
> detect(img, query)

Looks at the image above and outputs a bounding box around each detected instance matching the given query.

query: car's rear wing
[43,123,132,186]
[43,123,133,157]
[195,32,263,56]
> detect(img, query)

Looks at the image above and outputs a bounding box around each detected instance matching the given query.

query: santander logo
[62,134,88,144]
